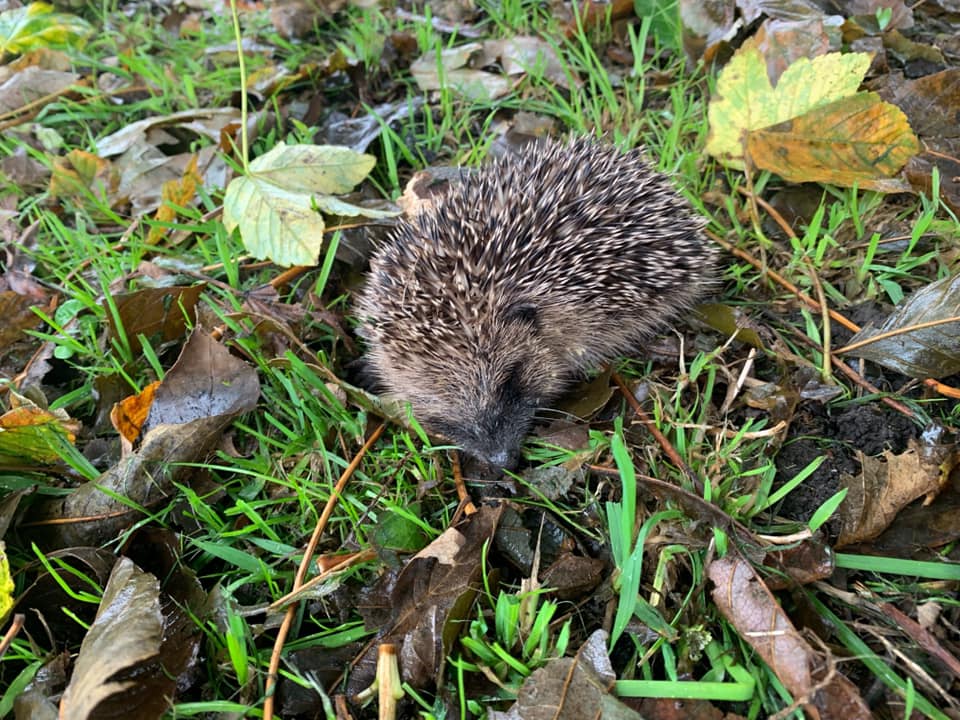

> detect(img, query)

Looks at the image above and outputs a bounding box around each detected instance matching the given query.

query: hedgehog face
[373,309,568,470]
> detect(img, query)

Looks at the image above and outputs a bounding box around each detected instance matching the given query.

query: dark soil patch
[774,402,919,524]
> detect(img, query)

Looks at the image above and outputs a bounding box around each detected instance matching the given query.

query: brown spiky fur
[357,137,715,468]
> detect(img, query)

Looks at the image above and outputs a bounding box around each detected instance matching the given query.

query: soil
[773,401,919,524]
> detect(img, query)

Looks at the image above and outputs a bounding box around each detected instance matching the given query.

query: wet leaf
[26,329,260,548]
[222,142,385,267]
[104,284,205,355]
[110,381,159,445]
[746,92,918,190]
[837,438,952,547]
[696,303,764,348]
[489,630,641,720]
[707,45,871,169]
[876,68,960,138]
[0,2,93,55]
[867,482,960,555]
[762,536,835,590]
[0,393,78,466]
[59,558,166,720]
[353,504,502,691]
[842,273,960,378]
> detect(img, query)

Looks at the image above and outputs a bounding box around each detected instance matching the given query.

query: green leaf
[246,142,376,195]
[223,176,328,267]
[0,2,93,55]
[222,142,387,267]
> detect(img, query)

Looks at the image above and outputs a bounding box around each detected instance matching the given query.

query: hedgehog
[356,136,715,469]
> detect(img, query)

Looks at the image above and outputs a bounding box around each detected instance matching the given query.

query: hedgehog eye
[504,301,539,329]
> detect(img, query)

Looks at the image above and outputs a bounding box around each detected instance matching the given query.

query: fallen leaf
[104,284,205,355]
[352,504,503,692]
[875,68,960,138]
[709,555,811,696]
[26,329,260,548]
[111,381,160,445]
[95,108,242,157]
[489,630,641,720]
[746,91,918,189]
[752,16,842,85]
[222,142,390,267]
[0,392,78,466]
[0,2,93,56]
[48,149,116,205]
[842,273,960,378]
[59,558,164,719]
[410,43,513,101]
[837,438,953,547]
[707,45,871,168]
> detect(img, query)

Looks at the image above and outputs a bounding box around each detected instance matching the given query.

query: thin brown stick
[611,371,704,495]
[834,316,960,355]
[0,614,25,658]
[707,230,862,334]
[803,260,833,383]
[263,422,385,720]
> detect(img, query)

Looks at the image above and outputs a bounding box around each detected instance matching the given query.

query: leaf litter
[0,0,959,718]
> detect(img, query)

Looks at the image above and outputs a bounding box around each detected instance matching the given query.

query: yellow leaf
[706,43,871,169]
[147,155,201,245]
[746,92,919,190]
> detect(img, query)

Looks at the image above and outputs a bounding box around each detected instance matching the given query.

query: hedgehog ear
[504,301,540,330]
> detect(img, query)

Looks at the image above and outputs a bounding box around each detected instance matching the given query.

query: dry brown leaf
[104,284,205,356]
[352,504,503,692]
[146,155,202,245]
[837,438,954,547]
[709,555,812,696]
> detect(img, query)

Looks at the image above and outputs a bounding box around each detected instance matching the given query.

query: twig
[834,316,960,355]
[707,230,861,333]
[611,371,704,495]
[263,423,385,720]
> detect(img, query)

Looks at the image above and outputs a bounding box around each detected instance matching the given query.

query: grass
[0,0,958,718]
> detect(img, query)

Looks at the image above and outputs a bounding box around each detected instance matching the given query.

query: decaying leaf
[0,2,93,56]
[146,155,202,244]
[0,391,79,466]
[746,91,918,190]
[489,630,641,720]
[710,555,811,696]
[352,504,503,692]
[48,149,116,205]
[842,273,960,379]
[104,284,205,355]
[707,45,871,168]
[837,437,953,547]
[59,558,164,719]
[110,380,159,445]
[410,43,512,101]
[709,554,872,718]
[26,329,260,548]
